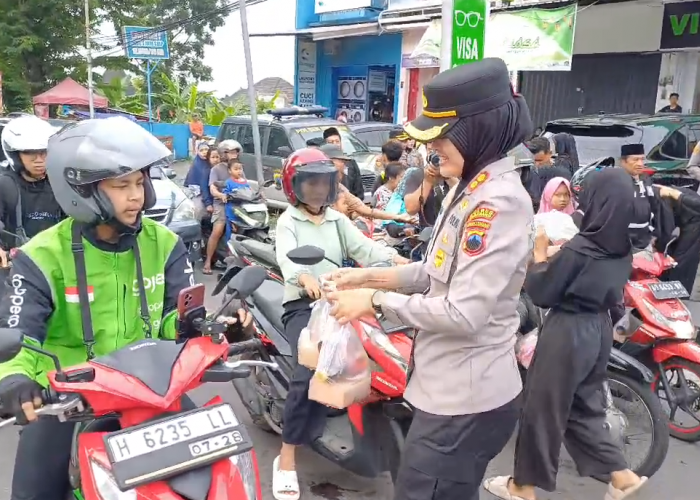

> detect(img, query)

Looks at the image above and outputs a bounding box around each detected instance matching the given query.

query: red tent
[33,77,108,108]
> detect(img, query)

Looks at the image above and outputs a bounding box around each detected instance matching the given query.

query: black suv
[215,107,380,209]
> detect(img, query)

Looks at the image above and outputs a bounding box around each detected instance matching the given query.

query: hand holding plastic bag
[534,211,579,243]
[309,322,371,409]
[515,330,539,370]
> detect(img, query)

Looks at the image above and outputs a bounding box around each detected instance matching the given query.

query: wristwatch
[371,291,385,315]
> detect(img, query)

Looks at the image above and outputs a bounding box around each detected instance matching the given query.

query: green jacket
[0,217,193,386]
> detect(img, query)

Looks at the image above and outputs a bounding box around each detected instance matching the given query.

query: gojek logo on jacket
[134,274,165,296]
[8,274,26,328]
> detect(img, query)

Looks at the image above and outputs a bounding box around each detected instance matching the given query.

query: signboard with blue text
[296,41,317,107]
[315,0,374,14]
[123,26,170,60]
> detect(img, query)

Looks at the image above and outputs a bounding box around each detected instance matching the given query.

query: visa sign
[661,1,700,50]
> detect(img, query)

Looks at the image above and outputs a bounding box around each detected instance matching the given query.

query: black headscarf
[445,94,533,183]
[566,168,635,259]
[553,133,579,170]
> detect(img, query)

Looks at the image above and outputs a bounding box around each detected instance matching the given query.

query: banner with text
[297,40,318,107]
[485,4,577,71]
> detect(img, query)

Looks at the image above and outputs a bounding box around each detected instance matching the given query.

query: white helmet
[1,115,56,172]
[217,139,242,155]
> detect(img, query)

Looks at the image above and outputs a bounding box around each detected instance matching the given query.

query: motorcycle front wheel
[652,357,700,442]
[593,372,669,482]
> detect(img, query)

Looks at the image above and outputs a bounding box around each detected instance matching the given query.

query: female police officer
[326,58,534,500]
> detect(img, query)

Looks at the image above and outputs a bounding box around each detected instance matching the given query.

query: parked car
[544,113,700,189]
[215,106,380,209]
[348,122,400,153]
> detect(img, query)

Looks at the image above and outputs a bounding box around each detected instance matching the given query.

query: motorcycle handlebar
[0,391,83,430]
[227,338,263,356]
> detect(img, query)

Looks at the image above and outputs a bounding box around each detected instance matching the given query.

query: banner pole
[440,0,454,72]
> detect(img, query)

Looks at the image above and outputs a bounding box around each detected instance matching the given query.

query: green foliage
[95,76,147,114]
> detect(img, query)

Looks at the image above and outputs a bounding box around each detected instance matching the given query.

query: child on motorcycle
[272,148,406,500]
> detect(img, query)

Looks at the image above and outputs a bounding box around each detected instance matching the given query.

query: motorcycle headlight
[89,460,137,500]
[641,299,697,340]
[171,199,196,222]
[360,321,409,372]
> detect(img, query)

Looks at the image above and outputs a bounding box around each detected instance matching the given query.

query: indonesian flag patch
[65,286,94,303]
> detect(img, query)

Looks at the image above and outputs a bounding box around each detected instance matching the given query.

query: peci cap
[389,128,409,141]
[404,58,515,143]
[319,143,350,160]
[621,143,645,156]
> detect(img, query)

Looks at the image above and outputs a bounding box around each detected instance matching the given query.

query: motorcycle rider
[0,115,65,265]
[204,139,242,274]
[0,117,250,500]
[272,147,405,500]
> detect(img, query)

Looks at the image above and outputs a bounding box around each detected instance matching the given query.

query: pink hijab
[538,177,575,214]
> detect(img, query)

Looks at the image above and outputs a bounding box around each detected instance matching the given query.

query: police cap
[404,58,514,143]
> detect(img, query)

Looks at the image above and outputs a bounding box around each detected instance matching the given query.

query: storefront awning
[250,22,379,41]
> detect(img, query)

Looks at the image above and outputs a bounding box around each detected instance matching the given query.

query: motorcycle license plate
[647,281,689,300]
[242,203,267,213]
[104,403,253,491]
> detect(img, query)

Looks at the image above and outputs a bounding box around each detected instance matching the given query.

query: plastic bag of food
[298,299,334,369]
[309,323,371,409]
[515,330,539,370]
[534,211,579,243]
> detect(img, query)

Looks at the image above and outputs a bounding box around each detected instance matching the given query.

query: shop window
[266,127,292,157]
[659,126,693,160]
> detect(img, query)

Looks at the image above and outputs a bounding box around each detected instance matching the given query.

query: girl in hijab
[324,58,534,500]
[184,142,214,219]
[538,177,575,214]
[484,168,647,500]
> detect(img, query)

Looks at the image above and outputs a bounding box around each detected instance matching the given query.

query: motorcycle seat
[251,279,286,334]
[240,239,278,268]
[682,299,700,327]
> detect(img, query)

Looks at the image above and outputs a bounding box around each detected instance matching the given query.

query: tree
[95,76,147,114]
[101,0,229,84]
[0,0,90,110]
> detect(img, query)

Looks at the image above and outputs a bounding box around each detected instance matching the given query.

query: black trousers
[281,298,327,446]
[11,396,197,500]
[513,310,628,491]
[393,397,521,500]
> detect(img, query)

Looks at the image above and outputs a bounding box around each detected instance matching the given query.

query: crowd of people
[1,55,700,500]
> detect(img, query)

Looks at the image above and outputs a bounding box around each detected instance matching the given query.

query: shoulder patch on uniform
[467,172,490,193]
[463,229,486,256]
[463,203,497,256]
[467,205,497,222]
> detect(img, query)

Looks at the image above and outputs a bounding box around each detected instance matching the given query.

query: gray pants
[513,310,627,491]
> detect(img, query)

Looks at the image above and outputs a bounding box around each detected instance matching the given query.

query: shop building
[277,0,700,129]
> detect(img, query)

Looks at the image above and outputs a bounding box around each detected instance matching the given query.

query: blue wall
[138,122,220,160]
[315,34,403,123]
[295,0,319,29]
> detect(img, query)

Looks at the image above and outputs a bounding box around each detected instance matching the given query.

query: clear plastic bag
[534,211,579,243]
[515,330,539,370]
[309,323,371,409]
[298,299,334,369]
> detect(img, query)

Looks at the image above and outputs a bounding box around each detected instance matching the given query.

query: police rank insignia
[467,172,490,193]
[434,248,446,268]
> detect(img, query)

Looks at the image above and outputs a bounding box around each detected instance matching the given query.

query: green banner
[451,0,490,67]
[485,5,577,71]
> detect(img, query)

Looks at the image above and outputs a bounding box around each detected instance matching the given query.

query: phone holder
[175,305,208,341]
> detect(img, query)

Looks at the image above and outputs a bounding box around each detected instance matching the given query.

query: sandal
[604,477,648,500]
[202,268,213,275]
[483,476,528,500]
[273,455,300,500]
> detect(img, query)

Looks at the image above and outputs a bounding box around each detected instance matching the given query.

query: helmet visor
[292,168,339,208]
[65,157,171,186]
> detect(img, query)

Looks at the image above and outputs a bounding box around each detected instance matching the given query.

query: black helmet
[46,117,171,224]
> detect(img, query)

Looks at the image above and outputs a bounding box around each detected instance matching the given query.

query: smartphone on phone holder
[175,284,226,341]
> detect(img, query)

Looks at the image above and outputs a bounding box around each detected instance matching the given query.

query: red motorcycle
[228,245,415,482]
[0,265,276,499]
[617,246,700,441]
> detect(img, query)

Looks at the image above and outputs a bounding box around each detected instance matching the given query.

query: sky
[199,0,296,97]
[95,0,297,98]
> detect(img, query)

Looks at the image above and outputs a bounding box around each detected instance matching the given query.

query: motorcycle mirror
[163,168,177,180]
[287,245,325,266]
[225,265,267,299]
[262,179,276,188]
[417,227,433,243]
[0,329,24,363]
[212,266,240,296]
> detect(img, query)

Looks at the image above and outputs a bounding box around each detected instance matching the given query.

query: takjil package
[515,330,538,370]
[309,323,371,409]
[298,299,335,369]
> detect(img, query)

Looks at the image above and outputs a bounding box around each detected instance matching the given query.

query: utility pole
[84,0,95,118]
[239,0,265,192]
[440,0,453,72]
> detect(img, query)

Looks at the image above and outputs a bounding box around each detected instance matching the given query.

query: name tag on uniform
[448,214,460,228]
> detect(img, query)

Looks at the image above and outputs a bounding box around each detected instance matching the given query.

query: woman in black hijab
[553,132,580,176]
[485,168,648,500]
